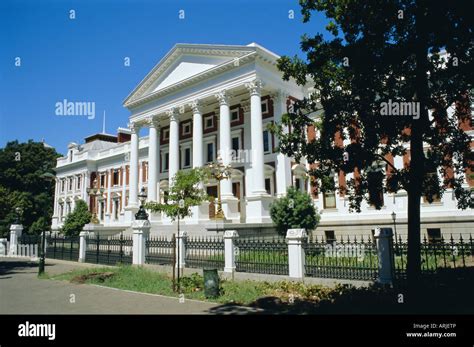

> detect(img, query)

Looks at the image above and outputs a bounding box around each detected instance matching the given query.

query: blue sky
[0,0,329,155]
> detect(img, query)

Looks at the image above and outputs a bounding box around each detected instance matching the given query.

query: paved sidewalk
[0,257,219,314]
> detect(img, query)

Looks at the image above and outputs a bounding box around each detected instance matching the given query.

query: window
[68,178,73,191]
[427,228,442,244]
[113,170,119,186]
[181,121,192,137]
[261,99,268,114]
[263,130,271,153]
[323,191,336,209]
[100,201,105,221]
[61,180,65,192]
[231,136,240,160]
[114,200,119,220]
[324,230,336,244]
[265,178,271,195]
[163,152,169,172]
[100,174,105,188]
[295,178,301,191]
[231,109,239,122]
[76,176,81,190]
[69,150,73,162]
[206,142,215,163]
[162,128,170,141]
[183,147,191,168]
[204,115,214,130]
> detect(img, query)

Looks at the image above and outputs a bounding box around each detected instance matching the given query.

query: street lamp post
[86,178,104,224]
[391,211,397,240]
[39,172,55,276]
[207,156,232,220]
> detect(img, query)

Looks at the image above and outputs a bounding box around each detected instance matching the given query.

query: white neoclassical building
[51,43,474,239]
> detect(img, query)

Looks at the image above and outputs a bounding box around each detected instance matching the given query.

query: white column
[79,231,88,262]
[53,179,59,216]
[274,90,292,197]
[286,229,307,279]
[128,123,140,209]
[121,164,127,212]
[246,79,266,195]
[168,108,179,185]
[191,100,203,168]
[148,118,160,202]
[215,90,233,198]
[106,169,112,216]
[9,224,23,255]
[175,230,187,269]
[82,172,89,201]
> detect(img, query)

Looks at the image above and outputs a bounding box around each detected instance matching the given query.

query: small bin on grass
[203,268,220,298]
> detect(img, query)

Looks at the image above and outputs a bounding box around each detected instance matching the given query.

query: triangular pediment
[123,44,262,107]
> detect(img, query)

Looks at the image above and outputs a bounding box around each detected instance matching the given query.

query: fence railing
[145,235,175,266]
[185,236,225,270]
[85,234,133,265]
[46,235,80,261]
[304,235,378,281]
[235,236,289,275]
[394,233,474,279]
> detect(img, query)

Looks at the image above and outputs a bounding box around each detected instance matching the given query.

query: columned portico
[274,90,292,197]
[216,90,239,222]
[245,79,272,223]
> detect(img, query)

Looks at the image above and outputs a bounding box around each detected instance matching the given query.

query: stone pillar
[286,228,307,279]
[128,123,140,209]
[224,230,238,273]
[374,227,394,284]
[9,224,23,256]
[168,109,179,185]
[79,231,88,262]
[82,172,89,202]
[106,169,112,221]
[132,219,151,265]
[175,230,187,269]
[148,118,160,202]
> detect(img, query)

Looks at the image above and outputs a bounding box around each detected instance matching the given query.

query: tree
[61,200,91,236]
[270,187,320,236]
[0,140,61,236]
[145,168,209,222]
[273,0,473,283]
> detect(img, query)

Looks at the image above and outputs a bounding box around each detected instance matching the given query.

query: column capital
[270,89,289,102]
[128,122,141,134]
[189,100,202,113]
[147,116,161,129]
[215,90,230,106]
[166,108,178,122]
[241,101,250,112]
[245,79,264,96]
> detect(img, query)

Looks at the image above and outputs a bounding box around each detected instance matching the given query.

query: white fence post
[374,227,394,284]
[175,230,187,269]
[224,230,238,273]
[9,224,23,256]
[132,220,151,265]
[79,231,89,262]
[286,229,307,279]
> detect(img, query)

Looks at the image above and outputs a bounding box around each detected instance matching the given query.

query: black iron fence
[235,236,289,275]
[145,235,175,266]
[185,236,225,270]
[394,233,474,279]
[19,234,41,245]
[304,235,378,281]
[85,234,133,265]
[46,235,80,261]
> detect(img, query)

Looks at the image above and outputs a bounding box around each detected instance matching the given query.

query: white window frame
[230,108,240,122]
[76,175,81,191]
[162,128,170,141]
[204,115,214,130]
[161,149,169,172]
[181,143,192,169]
[182,122,192,136]
[204,137,216,163]
[261,99,269,115]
